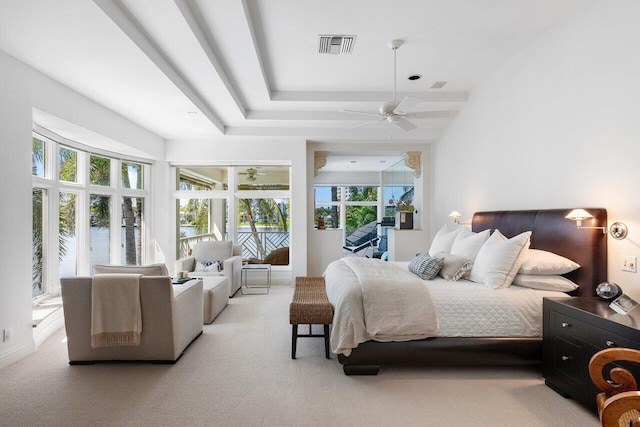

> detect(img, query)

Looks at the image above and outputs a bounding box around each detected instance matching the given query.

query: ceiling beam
[271,91,468,103]
[94,0,225,134]
[175,0,248,117]
[246,110,459,121]
[225,126,443,141]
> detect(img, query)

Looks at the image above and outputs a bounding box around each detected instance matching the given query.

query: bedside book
[610,294,639,315]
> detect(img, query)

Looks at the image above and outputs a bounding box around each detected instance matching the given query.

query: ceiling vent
[318,35,356,54]
[430,81,448,89]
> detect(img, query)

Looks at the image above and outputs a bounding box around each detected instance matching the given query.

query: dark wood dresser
[543,297,640,412]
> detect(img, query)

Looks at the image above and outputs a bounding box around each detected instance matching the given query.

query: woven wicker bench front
[289,276,333,359]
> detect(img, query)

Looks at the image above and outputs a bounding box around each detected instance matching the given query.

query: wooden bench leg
[291,324,298,359]
[324,324,330,359]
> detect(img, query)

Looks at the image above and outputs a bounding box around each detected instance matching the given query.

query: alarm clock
[596,282,622,301]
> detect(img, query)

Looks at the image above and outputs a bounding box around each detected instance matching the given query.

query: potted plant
[390,199,414,229]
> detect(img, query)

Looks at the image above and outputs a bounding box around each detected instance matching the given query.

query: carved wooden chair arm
[598,391,640,427]
[589,348,640,395]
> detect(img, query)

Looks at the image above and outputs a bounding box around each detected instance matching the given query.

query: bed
[325,209,607,375]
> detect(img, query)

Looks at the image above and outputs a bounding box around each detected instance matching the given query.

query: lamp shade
[449,211,461,219]
[565,209,593,221]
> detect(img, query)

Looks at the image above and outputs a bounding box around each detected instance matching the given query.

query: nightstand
[543,297,640,412]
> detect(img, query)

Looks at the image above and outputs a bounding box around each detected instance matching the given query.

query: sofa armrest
[222,255,242,296]
[175,256,195,274]
[171,279,203,359]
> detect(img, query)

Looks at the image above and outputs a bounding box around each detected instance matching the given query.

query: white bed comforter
[325,258,439,356]
[326,259,568,357]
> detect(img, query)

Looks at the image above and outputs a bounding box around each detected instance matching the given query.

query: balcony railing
[179,231,289,261]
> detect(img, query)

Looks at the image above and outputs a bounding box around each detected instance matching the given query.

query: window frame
[32,130,152,300]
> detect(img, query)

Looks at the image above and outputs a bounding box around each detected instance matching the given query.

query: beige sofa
[175,241,242,297]
[61,264,203,364]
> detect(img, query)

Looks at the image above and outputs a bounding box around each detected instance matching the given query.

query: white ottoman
[201,276,230,324]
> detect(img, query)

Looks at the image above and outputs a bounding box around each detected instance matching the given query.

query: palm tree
[122,162,143,265]
[238,198,288,259]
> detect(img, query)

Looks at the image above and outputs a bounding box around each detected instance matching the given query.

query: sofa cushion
[93,263,168,276]
[194,241,233,262]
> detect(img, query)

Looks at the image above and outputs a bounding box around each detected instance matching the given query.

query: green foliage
[346,186,377,202]
[32,188,44,295]
[90,156,110,186]
[345,206,376,234]
[32,138,44,176]
[90,195,110,228]
[180,199,210,235]
[58,147,77,182]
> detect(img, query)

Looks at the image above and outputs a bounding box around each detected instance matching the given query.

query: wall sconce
[449,211,461,224]
[565,208,628,240]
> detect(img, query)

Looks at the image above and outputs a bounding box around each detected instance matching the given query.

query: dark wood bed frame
[337,208,608,375]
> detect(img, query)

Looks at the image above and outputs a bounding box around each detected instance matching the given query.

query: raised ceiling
[0,0,584,143]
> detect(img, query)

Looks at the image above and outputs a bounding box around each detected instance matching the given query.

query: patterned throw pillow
[195,260,221,272]
[408,254,444,280]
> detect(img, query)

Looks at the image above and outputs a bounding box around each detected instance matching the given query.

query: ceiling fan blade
[340,109,381,117]
[393,96,422,115]
[406,110,460,119]
[348,117,385,130]
[395,118,417,131]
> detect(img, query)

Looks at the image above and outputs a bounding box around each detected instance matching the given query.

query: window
[89,194,110,271]
[32,188,46,297]
[58,146,77,183]
[122,161,143,189]
[314,186,378,232]
[174,165,291,265]
[121,196,144,265]
[31,132,151,299]
[32,137,45,177]
[237,197,290,261]
[59,191,77,277]
[90,155,110,186]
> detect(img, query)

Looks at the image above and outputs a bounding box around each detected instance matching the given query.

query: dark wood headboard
[471,209,608,297]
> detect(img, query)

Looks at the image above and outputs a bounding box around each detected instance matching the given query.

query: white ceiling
[0,0,584,145]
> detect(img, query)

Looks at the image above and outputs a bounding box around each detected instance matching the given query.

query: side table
[241,264,271,295]
[543,297,640,412]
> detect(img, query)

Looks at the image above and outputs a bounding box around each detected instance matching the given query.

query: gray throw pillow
[408,254,444,280]
[434,252,472,281]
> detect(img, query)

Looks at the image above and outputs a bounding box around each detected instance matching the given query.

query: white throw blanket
[326,258,439,356]
[91,273,142,348]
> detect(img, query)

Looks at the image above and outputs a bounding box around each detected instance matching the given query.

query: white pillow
[450,228,490,263]
[512,274,579,292]
[428,225,461,256]
[195,260,221,272]
[519,249,580,275]
[469,230,532,289]
[435,252,472,281]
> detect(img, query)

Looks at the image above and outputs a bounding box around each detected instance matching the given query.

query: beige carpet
[1,283,598,426]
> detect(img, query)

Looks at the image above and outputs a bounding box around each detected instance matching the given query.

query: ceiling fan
[341,39,433,131]
[238,167,265,182]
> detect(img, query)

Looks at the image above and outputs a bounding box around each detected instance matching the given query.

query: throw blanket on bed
[325,258,439,356]
[91,273,142,348]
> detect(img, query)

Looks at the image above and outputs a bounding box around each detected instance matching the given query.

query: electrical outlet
[2,328,10,342]
[622,255,637,273]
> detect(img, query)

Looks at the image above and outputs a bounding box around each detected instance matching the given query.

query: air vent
[430,81,448,89]
[318,35,356,54]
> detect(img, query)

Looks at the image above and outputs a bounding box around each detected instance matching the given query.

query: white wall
[431,0,640,299]
[0,51,164,367]
[165,139,307,279]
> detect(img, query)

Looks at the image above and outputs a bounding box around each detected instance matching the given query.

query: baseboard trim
[0,340,35,369]
[33,308,64,349]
